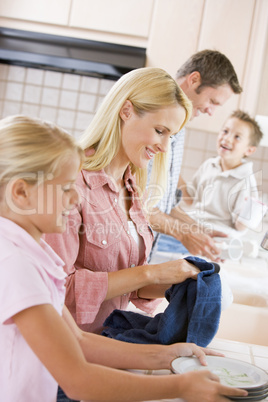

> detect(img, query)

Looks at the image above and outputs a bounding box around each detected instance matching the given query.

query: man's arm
[148,205,226,261]
[177,175,193,205]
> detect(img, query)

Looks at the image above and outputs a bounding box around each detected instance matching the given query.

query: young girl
[0,115,247,402]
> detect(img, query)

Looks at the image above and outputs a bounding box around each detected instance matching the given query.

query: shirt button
[114,198,118,203]
[101,240,107,245]
[127,230,130,234]
[130,264,135,268]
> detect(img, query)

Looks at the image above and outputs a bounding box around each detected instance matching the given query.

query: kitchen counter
[133,338,268,402]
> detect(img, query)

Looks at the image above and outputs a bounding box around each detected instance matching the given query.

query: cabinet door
[188,0,255,133]
[146,0,205,75]
[239,0,268,117]
[0,0,71,25]
[70,0,154,38]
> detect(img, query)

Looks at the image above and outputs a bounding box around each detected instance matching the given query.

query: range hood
[0,27,146,80]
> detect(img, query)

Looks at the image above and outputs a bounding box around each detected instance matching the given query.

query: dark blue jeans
[57,386,79,402]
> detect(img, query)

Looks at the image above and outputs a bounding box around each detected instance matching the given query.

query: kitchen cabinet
[70,0,154,38]
[0,0,71,25]
[257,31,268,117]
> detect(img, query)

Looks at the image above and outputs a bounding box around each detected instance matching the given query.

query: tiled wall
[1,62,268,203]
[0,64,116,138]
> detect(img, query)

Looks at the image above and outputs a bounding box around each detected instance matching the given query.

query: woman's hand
[137,259,200,299]
[150,258,200,285]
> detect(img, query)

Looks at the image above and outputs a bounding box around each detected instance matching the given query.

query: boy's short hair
[176,49,242,94]
[230,109,263,147]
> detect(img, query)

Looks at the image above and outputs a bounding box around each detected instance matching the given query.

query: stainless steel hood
[0,27,146,80]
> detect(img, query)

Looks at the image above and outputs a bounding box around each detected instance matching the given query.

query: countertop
[135,338,268,402]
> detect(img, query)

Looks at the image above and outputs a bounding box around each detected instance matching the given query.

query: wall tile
[263,147,268,160]
[0,80,7,99]
[57,109,75,130]
[204,150,217,160]
[251,145,264,160]
[183,148,206,169]
[207,132,218,152]
[62,73,81,91]
[186,129,208,150]
[81,76,100,94]
[74,111,94,132]
[39,106,57,122]
[5,82,24,101]
[2,100,21,116]
[21,103,40,116]
[99,78,115,95]
[26,68,44,85]
[44,71,63,88]
[23,85,42,104]
[8,66,26,82]
[59,89,78,109]
[77,93,97,112]
[41,87,60,107]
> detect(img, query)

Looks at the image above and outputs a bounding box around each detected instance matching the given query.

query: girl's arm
[62,306,220,369]
[12,304,247,402]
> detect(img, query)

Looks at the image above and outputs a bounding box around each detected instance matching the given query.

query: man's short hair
[176,49,242,94]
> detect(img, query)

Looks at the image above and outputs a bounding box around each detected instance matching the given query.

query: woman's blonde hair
[0,115,84,186]
[79,67,192,199]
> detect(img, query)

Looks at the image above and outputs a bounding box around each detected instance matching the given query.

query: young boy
[178,109,263,233]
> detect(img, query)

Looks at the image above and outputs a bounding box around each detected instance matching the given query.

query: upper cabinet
[0,0,71,25]
[70,0,154,38]
[0,0,267,133]
[0,0,154,47]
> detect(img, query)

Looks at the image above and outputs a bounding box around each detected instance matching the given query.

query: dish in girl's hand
[171,356,268,389]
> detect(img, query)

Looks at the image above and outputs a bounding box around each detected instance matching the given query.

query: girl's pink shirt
[44,167,160,333]
[0,217,66,402]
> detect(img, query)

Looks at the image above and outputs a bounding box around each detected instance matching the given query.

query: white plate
[171,356,268,389]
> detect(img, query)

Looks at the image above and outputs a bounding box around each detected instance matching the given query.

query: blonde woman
[45,67,199,339]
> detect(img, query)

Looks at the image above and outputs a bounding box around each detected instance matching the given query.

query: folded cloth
[102,256,221,347]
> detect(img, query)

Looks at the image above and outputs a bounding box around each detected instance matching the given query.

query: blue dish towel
[102,256,221,347]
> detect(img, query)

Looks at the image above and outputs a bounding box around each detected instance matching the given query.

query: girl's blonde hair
[79,67,192,199]
[0,115,84,186]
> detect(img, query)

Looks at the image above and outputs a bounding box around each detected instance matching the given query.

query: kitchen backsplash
[1,62,268,203]
[0,63,116,138]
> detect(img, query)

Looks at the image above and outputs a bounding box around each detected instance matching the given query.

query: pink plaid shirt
[44,166,159,333]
